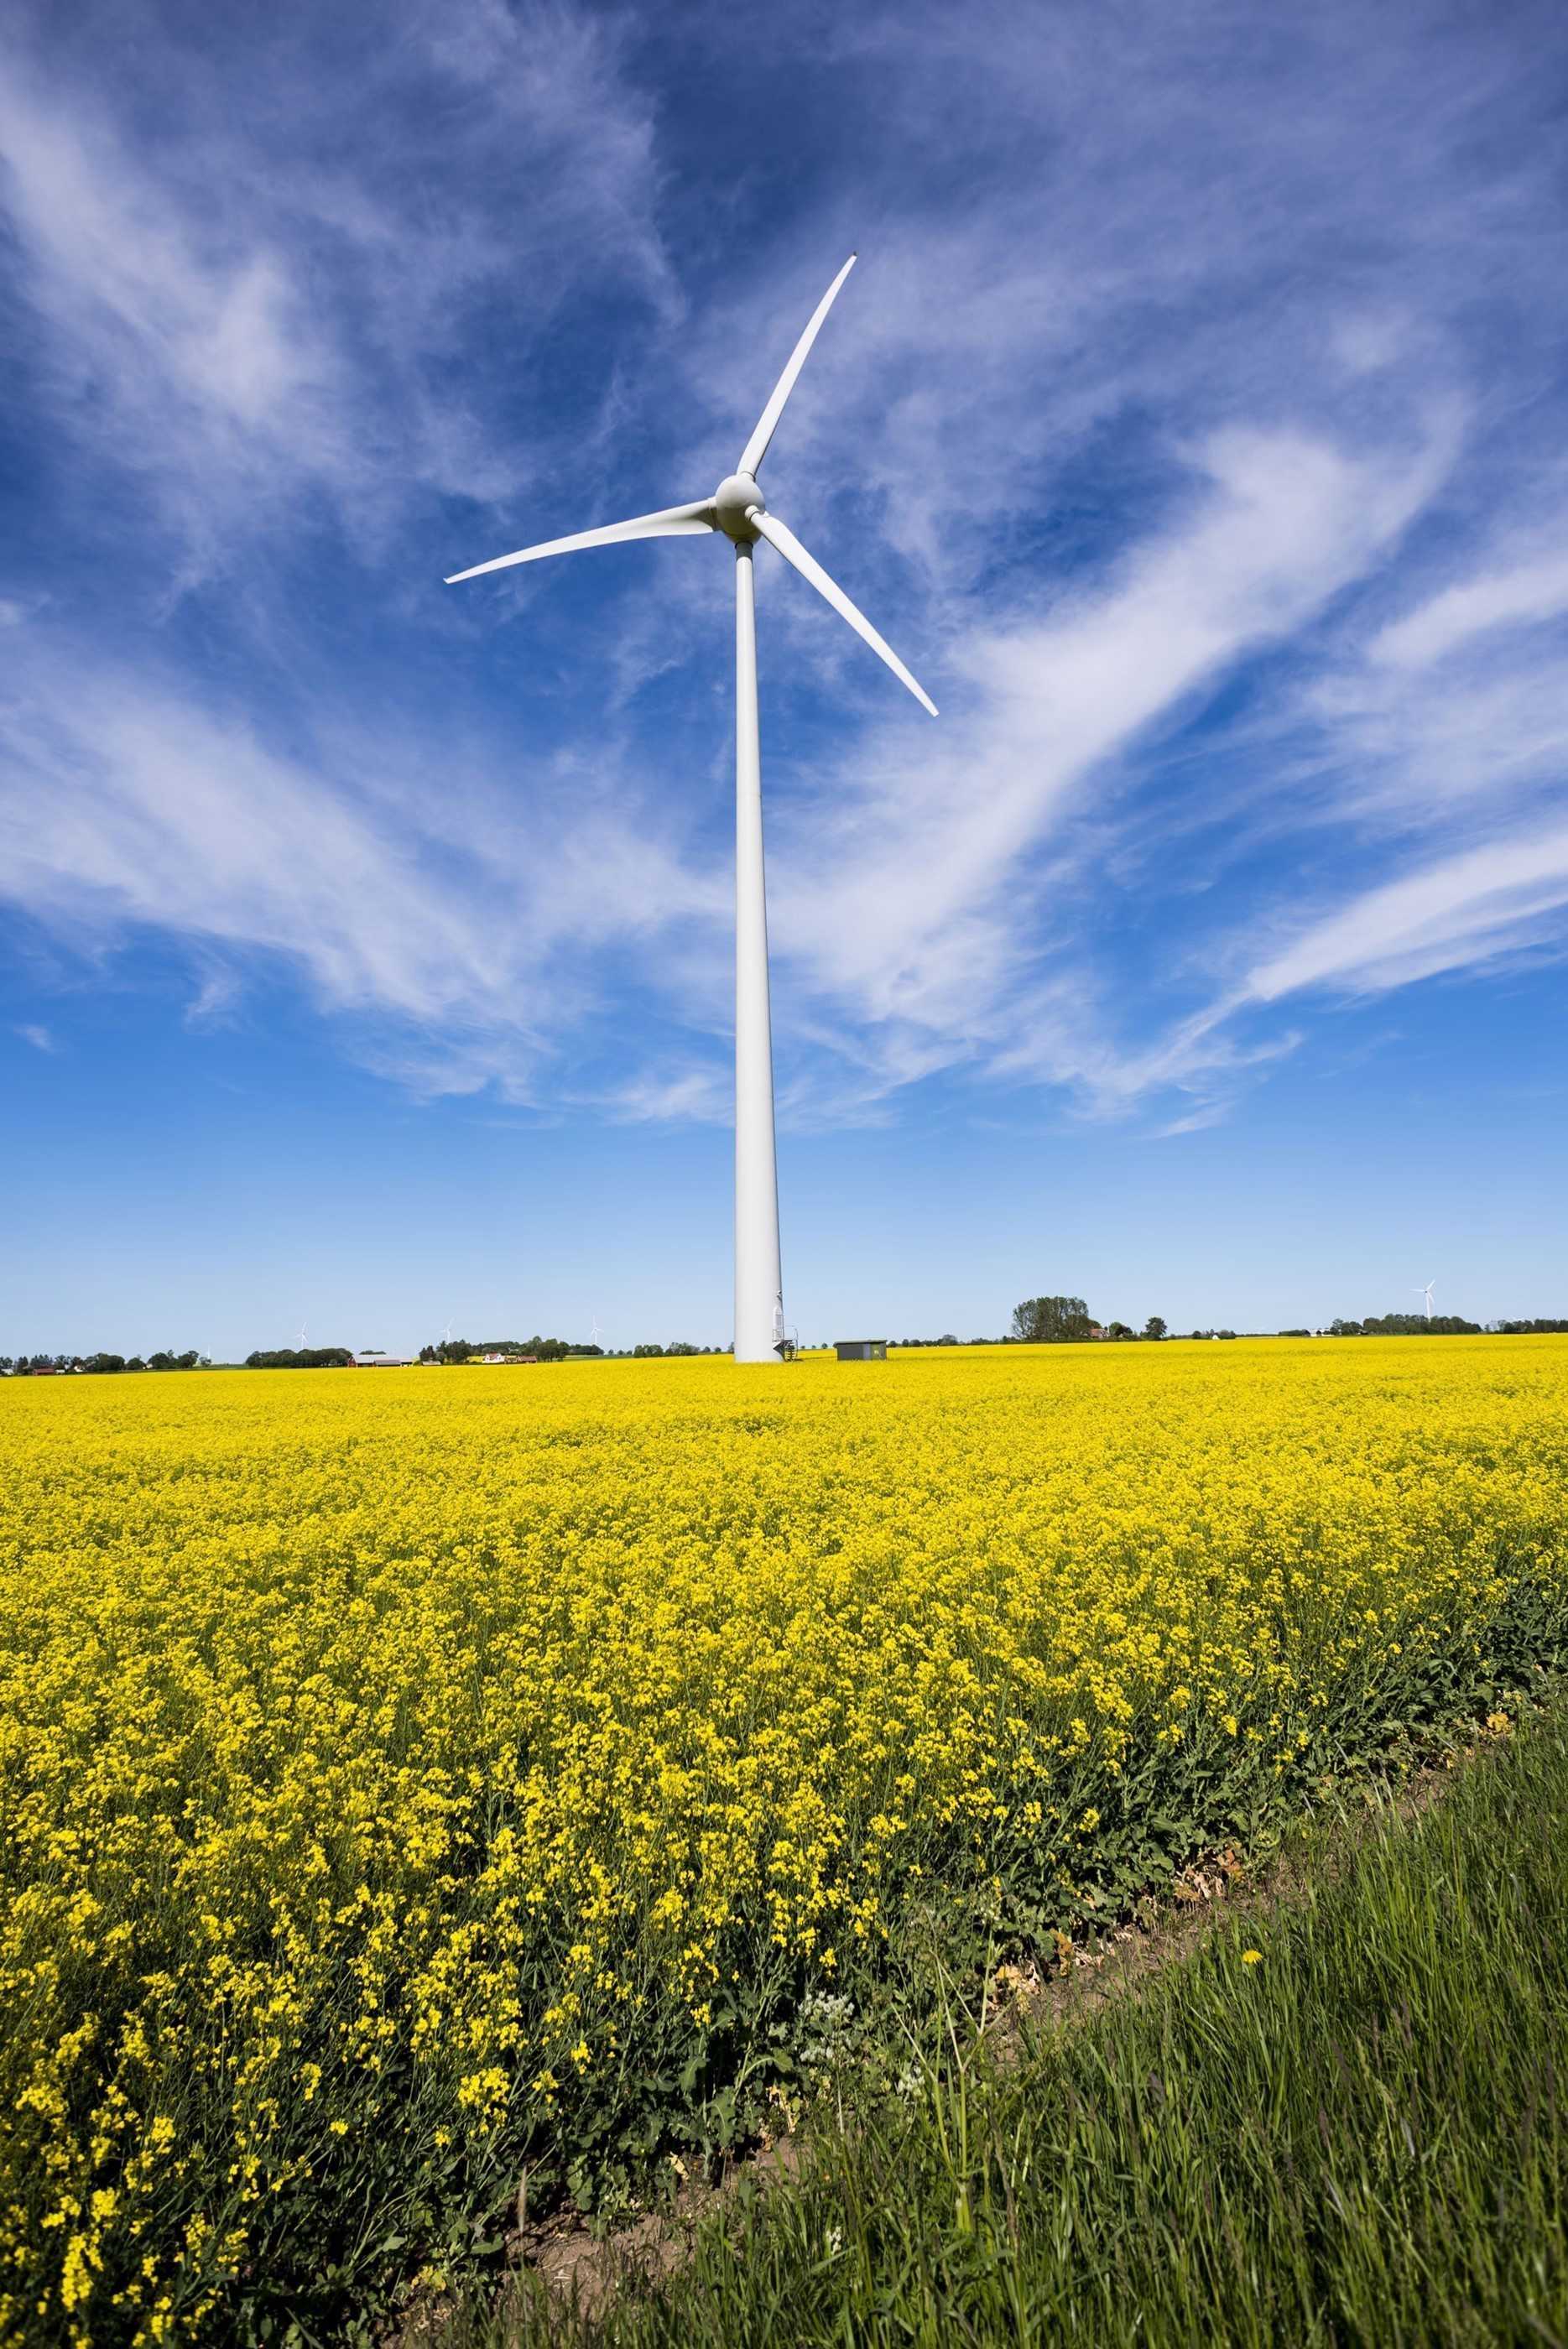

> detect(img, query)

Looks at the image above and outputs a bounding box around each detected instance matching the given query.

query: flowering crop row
[3,1338,1566,2341]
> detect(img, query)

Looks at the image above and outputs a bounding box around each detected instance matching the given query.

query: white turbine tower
[1414,1282,1435,1320]
[589,1313,603,1347]
[445,255,936,1362]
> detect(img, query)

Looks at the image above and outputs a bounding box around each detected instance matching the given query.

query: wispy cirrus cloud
[0,404,1459,1127]
[1242,824,1568,1004]
[0,630,728,1102]
[0,0,673,585]
[1370,549,1568,673]
[756,412,1458,1115]
[1,0,1565,1145]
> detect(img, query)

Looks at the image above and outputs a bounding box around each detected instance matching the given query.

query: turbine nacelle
[442,253,935,715]
[712,473,765,542]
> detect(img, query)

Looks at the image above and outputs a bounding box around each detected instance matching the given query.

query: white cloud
[2,0,1566,1143]
[0,637,727,1103]
[0,3,673,578]
[1370,550,1568,670]
[0,398,1534,1138]
[761,415,1454,1108]
[607,1067,732,1124]
[1243,823,1568,1003]
[15,1022,55,1051]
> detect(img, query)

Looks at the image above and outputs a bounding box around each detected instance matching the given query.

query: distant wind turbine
[444,254,937,1362]
[295,1320,308,1349]
[589,1313,603,1346]
[1414,1282,1435,1320]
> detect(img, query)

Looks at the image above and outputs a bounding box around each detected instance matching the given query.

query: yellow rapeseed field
[3,1338,1566,2342]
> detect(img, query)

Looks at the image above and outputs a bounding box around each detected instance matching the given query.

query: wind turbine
[589,1313,603,1347]
[445,255,937,1362]
[1414,1282,1435,1320]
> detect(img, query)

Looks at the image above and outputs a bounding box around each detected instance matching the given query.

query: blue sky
[3,0,1566,1356]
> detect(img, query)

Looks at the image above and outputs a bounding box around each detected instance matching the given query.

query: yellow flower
[3,1334,1565,2330]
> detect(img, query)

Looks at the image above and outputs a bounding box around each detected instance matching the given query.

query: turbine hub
[713,473,764,542]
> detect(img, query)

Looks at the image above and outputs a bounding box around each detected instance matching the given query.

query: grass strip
[495,1706,1568,2347]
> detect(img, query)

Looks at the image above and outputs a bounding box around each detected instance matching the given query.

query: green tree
[1143,1315,1168,1341]
[1010,1295,1094,1344]
[1359,1312,1482,1336]
[242,1347,353,1368]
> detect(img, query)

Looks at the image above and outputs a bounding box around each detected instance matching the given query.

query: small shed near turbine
[834,1339,887,1362]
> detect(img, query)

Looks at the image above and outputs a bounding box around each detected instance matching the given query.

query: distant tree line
[420,1337,728,1362]
[13,1309,1552,1383]
[1327,1314,1482,1337]
[417,1336,608,1364]
[244,1347,355,1368]
[1003,1300,1568,1346]
[2,1351,210,1374]
[1008,1298,1169,1343]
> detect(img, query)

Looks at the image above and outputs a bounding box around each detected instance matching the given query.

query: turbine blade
[737,255,857,477]
[445,500,715,585]
[750,508,937,716]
